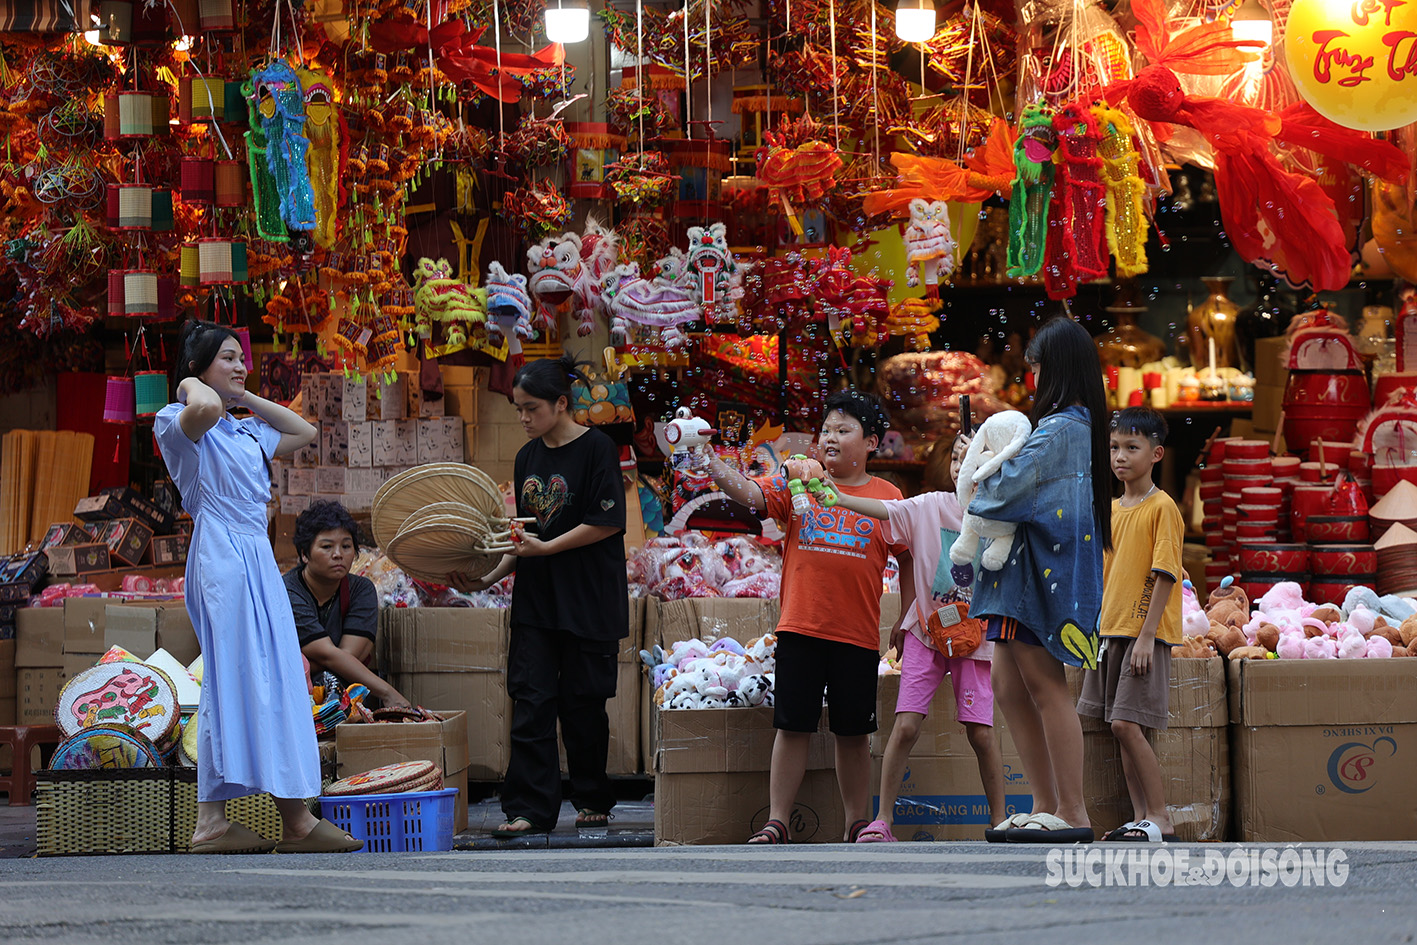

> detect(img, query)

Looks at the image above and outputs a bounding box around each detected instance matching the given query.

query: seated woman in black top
[283,500,410,708]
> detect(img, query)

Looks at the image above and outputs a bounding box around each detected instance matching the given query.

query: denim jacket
[967,405,1104,669]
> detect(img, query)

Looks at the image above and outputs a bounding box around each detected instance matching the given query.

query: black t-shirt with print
[512,426,628,643]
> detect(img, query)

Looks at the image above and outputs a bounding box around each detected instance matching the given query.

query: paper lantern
[224,82,248,122]
[134,371,168,417]
[214,160,246,206]
[180,157,215,203]
[104,92,167,139]
[107,270,126,315]
[199,0,235,30]
[1285,0,1417,132]
[234,326,254,371]
[123,270,160,315]
[564,122,624,199]
[179,243,200,287]
[167,0,198,33]
[197,238,248,285]
[103,377,136,424]
[179,76,226,123]
[116,184,154,229]
[151,188,174,231]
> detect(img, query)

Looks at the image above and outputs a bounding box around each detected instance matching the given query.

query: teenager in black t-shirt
[450,355,628,837]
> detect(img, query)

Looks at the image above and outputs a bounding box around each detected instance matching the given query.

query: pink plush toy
[1336,626,1367,659]
[1256,582,1310,616]
[1347,605,1378,636]
[1304,636,1338,659]
[1366,635,1394,658]
[1276,631,1305,660]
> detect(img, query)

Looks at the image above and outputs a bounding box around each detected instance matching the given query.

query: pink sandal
[853,819,897,843]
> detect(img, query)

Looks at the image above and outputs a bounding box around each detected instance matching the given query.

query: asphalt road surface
[3,842,1415,945]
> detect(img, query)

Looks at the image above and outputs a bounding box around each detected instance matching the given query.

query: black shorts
[772,630,879,736]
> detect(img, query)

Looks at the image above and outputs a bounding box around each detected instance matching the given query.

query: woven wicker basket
[36,769,284,856]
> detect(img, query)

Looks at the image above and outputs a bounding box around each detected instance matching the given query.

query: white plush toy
[949,411,1034,573]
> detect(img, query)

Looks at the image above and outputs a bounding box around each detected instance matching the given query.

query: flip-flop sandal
[747,819,789,844]
[274,818,363,854]
[1111,819,1179,842]
[985,812,1033,844]
[493,817,553,839]
[575,809,611,829]
[190,822,277,854]
[853,819,897,843]
[1005,812,1095,844]
[1101,821,1139,841]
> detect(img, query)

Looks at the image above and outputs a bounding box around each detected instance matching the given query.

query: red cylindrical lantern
[180,157,215,204]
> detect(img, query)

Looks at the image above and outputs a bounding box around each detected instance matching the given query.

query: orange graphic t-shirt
[754,474,908,651]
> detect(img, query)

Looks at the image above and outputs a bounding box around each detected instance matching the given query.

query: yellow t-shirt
[1100,490,1184,645]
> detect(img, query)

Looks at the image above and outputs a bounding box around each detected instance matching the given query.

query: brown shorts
[1076,636,1171,730]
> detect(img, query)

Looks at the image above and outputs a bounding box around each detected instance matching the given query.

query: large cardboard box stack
[15,607,66,724]
[104,602,200,665]
[379,608,511,781]
[653,706,841,844]
[641,597,781,769]
[336,710,472,832]
[559,597,644,777]
[1229,659,1417,841]
[870,673,1034,840]
[62,598,110,677]
[1069,657,1230,841]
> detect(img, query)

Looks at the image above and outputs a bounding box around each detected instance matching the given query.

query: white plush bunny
[949,411,1033,572]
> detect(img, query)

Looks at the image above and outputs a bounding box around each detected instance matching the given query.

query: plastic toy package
[627,533,782,600]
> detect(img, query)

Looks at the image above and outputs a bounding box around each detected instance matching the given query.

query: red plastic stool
[0,725,62,806]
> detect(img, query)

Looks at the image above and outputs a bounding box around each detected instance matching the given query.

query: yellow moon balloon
[1285,0,1417,131]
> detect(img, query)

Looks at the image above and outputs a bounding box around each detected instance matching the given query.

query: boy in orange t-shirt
[709,390,910,844]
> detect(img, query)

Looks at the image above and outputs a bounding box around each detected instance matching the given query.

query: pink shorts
[895,629,994,724]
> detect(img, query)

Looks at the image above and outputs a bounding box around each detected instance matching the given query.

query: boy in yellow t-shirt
[1078,406,1183,843]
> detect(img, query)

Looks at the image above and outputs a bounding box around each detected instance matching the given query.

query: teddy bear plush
[949,410,1033,580]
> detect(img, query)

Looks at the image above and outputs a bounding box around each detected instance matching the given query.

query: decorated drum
[49,724,164,770]
[56,661,180,752]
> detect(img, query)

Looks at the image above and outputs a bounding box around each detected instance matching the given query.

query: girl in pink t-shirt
[829,435,1006,842]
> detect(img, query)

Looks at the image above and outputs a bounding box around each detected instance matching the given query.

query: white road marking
[226,867,1039,889]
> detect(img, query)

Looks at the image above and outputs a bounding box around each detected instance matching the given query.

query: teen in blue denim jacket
[966,316,1112,844]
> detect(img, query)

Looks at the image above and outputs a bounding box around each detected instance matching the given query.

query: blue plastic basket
[318,788,458,853]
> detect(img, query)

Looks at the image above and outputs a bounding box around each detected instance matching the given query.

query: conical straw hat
[1370,480,1417,521]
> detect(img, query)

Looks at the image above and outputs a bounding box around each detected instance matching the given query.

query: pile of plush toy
[641,634,777,710]
[627,534,782,600]
[1176,576,1417,660]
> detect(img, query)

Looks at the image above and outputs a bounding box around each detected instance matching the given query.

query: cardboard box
[63,597,113,655]
[64,651,98,677]
[45,543,111,577]
[100,487,176,534]
[152,480,179,517]
[0,697,14,726]
[285,468,315,495]
[96,517,154,567]
[347,421,373,468]
[1068,657,1231,842]
[15,607,65,667]
[380,608,511,780]
[1253,336,1289,388]
[653,706,840,844]
[73,493,127,523]
[335,709,469,783]
[321,422,350,466]
[366,373,407,421]
[646,597,781,648]
[341,376,367,422]
[372,420,418,467]
[104,601,200,665]
[18,667,67,724]
[416,417,464,464]
[315,467,348,494]
[443,385,480,423]
[1229,658,1417,841]
[40,523,96,551]
[0,638,15,698]
[1252,383,1284,433]
[150,534,190,567]
[293,431,322,468]
[870,673,1033,841]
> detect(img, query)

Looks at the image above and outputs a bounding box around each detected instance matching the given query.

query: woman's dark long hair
[511,353,590,410]
[1026,316,1112,550]
[171,319,239,400]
